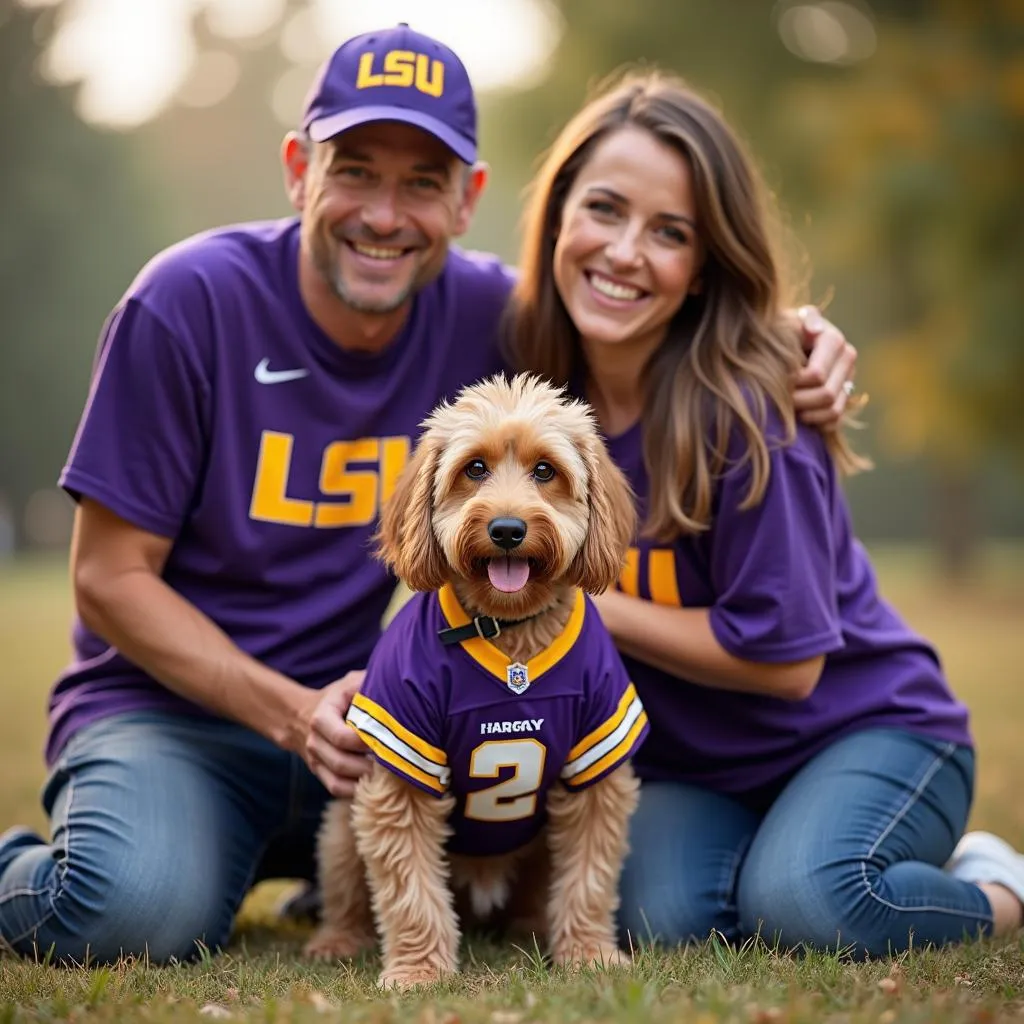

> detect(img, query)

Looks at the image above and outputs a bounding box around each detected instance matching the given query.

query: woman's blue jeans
[0,712,330,964]
[618,728,990,958]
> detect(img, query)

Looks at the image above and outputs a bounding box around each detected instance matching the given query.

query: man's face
[297,122,479,314]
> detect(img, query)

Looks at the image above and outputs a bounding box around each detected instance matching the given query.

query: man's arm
[71,497,369,796]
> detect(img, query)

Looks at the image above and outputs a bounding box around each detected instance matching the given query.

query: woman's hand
[792,305,859,428]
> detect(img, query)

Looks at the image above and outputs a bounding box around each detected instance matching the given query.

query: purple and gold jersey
[48,219,511,764]
[604,412,971,798]
[346,585,649,856]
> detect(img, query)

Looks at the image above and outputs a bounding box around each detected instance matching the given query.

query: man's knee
[7,851,233,965]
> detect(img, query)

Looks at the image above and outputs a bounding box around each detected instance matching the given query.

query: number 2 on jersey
[464,739,547,822]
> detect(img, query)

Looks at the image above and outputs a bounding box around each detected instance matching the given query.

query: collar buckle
[473,615,501,640]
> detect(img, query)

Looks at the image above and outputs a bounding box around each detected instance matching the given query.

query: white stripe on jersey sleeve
[347,704,452,788]
[560,693,646,781]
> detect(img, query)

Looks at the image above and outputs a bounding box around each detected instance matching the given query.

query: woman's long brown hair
[504,71,868,541]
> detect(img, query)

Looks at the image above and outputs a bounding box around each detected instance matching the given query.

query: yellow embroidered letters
[356,51,444,97]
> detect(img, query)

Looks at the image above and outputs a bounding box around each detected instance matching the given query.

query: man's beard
[312,236,414,315]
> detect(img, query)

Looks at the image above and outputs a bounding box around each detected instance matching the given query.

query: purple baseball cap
[301,23,478,164]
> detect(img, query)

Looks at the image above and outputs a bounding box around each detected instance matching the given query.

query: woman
[506,70,1024,957]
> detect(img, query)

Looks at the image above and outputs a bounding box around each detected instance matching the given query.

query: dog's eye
[532,461,556,483]
[465,459,488,480]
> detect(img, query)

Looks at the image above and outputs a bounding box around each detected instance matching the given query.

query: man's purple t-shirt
[604,413,972,797]
[346,585,649,856]
[50,219,510,764]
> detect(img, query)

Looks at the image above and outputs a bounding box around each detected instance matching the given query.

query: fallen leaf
[199,1006,233,1020]
[308,991,336,1013]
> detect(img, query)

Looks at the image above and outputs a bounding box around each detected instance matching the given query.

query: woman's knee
[617,781,755,948]
[736,853,853,951]
[619,863,737,947]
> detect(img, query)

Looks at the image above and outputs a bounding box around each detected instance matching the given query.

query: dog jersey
[346,585,649,856]
[49,219,511,765]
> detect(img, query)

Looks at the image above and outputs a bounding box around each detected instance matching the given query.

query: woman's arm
[592,588,825,701]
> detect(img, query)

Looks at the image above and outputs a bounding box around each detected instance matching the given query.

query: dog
[305,373,647,989]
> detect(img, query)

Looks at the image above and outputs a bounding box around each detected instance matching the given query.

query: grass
[2,544,1024,1022]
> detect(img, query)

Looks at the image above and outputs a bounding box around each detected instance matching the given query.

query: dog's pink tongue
[487,556,530,594]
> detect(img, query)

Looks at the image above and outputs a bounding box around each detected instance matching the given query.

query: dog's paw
[377,963,455,991]
[552,942,627,970]
[303,926,376,962]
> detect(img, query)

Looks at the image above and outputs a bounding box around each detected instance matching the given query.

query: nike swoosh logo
[254,358,310,385]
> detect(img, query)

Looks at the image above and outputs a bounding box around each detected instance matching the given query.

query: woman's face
[553,125,704,359]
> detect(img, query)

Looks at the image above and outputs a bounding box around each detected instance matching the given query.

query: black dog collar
[437,612,543,646]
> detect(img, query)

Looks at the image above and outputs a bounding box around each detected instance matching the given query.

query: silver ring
[843,380,855,396]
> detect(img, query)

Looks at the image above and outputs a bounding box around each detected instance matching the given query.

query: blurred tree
[0,1,168,549]
[7,0,1021,563]
[771,0,1024,575]
[493,0,1024,573]
[130,0,306,240]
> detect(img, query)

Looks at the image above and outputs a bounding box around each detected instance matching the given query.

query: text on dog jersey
[480,719,544,735]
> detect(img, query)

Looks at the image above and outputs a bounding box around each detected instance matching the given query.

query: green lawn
[2,546,1024,1022]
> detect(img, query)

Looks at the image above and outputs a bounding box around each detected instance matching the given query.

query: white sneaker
[946,831,1024,904]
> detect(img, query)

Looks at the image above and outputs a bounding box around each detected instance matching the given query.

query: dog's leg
[353,763,459,990]
[546,762,640,969]
[304,799,377,961]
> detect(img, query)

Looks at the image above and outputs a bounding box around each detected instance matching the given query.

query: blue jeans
[0,712,330,964]
[618,728,990,958]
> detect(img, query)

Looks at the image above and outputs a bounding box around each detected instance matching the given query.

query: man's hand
[300,670,372,797]
[793,305,859,428]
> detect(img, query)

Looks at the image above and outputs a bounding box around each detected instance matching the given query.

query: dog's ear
[376,432,447,592]
[568,435,637,594]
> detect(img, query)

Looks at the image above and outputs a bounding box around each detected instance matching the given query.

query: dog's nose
[488,517,527,550]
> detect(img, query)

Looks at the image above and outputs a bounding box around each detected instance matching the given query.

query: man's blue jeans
[618,728,991,958]
[0,712,330,964]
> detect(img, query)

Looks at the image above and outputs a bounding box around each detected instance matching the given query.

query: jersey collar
[436,584,586,684]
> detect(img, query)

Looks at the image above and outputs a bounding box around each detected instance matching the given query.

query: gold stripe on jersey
[566,683,640,763]
[356,731,447,794]
[346,703,450,794]
[350,692,447,765]
[563,709,649,789]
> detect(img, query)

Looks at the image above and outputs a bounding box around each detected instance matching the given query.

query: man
[0,23,857,965]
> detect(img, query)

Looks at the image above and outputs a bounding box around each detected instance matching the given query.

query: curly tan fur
[546,763,640,966]
[310,374,642,989]
[377,429,447,592]
[304,799,376,961]
[565,427,637,595]
[353,765,459,989]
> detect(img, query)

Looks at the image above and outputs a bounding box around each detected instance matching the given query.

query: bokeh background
[1,0,1022,843]
[1,0,1022,569]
